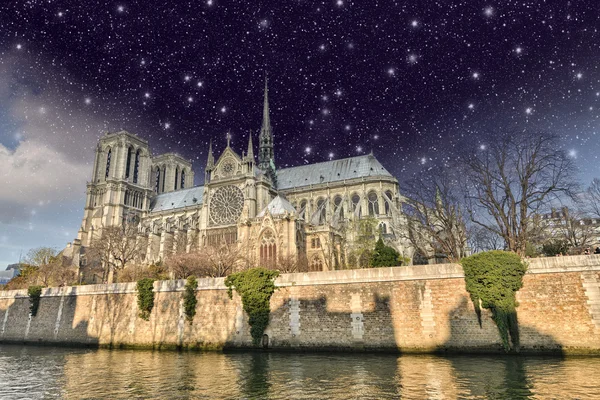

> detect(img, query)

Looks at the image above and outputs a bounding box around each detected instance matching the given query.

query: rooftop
[150,186,204,212]
[276,154,394,190]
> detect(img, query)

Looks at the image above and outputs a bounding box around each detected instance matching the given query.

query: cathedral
[70,80,411,273]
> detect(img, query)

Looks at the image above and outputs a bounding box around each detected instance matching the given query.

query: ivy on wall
[137,278,155,321]
[27,285,43,317]
[183,276,198,323]
[461,250,527,352]
[225,268,279,346]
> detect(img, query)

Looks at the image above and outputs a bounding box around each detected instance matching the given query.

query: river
[0,344,598,399]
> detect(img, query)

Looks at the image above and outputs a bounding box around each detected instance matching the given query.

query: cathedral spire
[258,75,274,170]
[247,130,254,159]
[207,139,214,168]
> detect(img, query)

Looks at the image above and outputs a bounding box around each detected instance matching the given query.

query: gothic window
[180,169,185,188]
[316,198,326,225]
[133,149,140,184]
[161,166,166,193]
[105,148,112,178]
[155,167,161,193]
[384,190,393,215]
[368,191,379,216]
[125,146,132,179]
[311,237,321,249]
[351,193,361,218]
[333,195,344,219]
[298,199,308,219]
[209,185,245,226]
[174,167,179,191]
[309,256,323,272]
[260,229,277,268]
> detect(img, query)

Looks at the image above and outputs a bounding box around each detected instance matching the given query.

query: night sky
[1,1,599,266]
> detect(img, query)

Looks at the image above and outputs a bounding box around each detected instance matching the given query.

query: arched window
[298,199,308,219]
[155,167,161,193]
[368,191,379,216]
[174,167,179,191]
[124,189,130,206]
[125,146,132,179]
[105,148,112,178]
[180,169,186,188]
[161,166,166,193]
[351,193,361,218]
[333,195,344,219]
[133,150,141,184]
[316,198,326,225]
[309,256,323,272]
[259,230,277,268]
[384,190,393,215]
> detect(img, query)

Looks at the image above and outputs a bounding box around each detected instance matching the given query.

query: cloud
[0,140,88,223]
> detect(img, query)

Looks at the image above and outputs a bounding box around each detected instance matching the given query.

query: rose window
[209,185,244,225]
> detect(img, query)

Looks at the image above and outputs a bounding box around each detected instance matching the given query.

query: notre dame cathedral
[70,80,411,273]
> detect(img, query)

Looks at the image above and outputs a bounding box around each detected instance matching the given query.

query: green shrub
[28,285,43,317]
[460,250,527,352]
[542,240,569,257]
[225,268,279,346]
[371,238,401,267]
[136,278,155,321]
[183,276,198,323]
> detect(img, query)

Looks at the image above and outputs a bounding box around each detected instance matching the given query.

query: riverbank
[1,256,599,354]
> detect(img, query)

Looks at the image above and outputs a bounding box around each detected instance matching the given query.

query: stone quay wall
[1,255,599,354]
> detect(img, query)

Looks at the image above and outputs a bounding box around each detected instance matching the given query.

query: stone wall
[1,255,599,354]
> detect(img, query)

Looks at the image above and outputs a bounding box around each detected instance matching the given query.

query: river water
[0,345,599,399]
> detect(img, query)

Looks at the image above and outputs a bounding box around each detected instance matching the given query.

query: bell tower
[77,131,153,246]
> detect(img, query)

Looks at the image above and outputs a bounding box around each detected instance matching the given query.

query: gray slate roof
[276,154,394,190]
[150,186,204,212]
[257,195,297,217]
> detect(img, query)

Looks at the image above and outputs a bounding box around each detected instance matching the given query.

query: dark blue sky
[1,0,599,266]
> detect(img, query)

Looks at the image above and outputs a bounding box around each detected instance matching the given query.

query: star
[407,54,418,64]
[117,5,125,13]
[187,96,194,102]
[16,44,22,50]
[410,20,419,28]
[184,75,191,82]
[207,0,213,5]
[468,103,475,109]
[515,47,522,54]
[387,68,396,76]
[220,106,227,113]
[483,6,494,17]
[197,81,203,87]
[576,72,583,79]
[305,146,312,154]
[164,122,171,129]
[57,11,64,17]
[336,0,344,7]
[144,92,150,98]
[472,72,480,79]
[525,107,533,114]
[479,144,487,150]
[84,98,92,105]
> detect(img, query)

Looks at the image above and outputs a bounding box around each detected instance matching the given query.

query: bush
[460,250,527,352]
[136,278,155,321]
[183,276,198,323]
[542,240,569,257]
[225,268,279,346]
[371,238,400,267]
[28,285,43,317]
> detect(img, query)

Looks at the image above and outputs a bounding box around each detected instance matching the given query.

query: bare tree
[402,166,469,262]
[468,225,504,253]
[87,225,143,283]
[23,247,58,266]
[581,178,600,219]
[462,130,578,255]
[544,207,594,251]
[165,242,248,279]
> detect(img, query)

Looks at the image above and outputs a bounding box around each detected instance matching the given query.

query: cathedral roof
[150,186,204,212]
[276,154,394,190]
[257,195,297,217]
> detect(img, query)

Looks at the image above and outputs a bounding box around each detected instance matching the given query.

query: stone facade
[71,81,411,275]
[1,255,599,354]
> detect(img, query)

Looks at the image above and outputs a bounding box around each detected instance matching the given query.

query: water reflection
[0,345,599,399]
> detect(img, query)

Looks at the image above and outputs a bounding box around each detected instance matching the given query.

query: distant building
[0,264,21,285]
[536,207,600,253]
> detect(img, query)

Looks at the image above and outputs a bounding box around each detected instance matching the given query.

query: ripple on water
[0,346,599,399]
